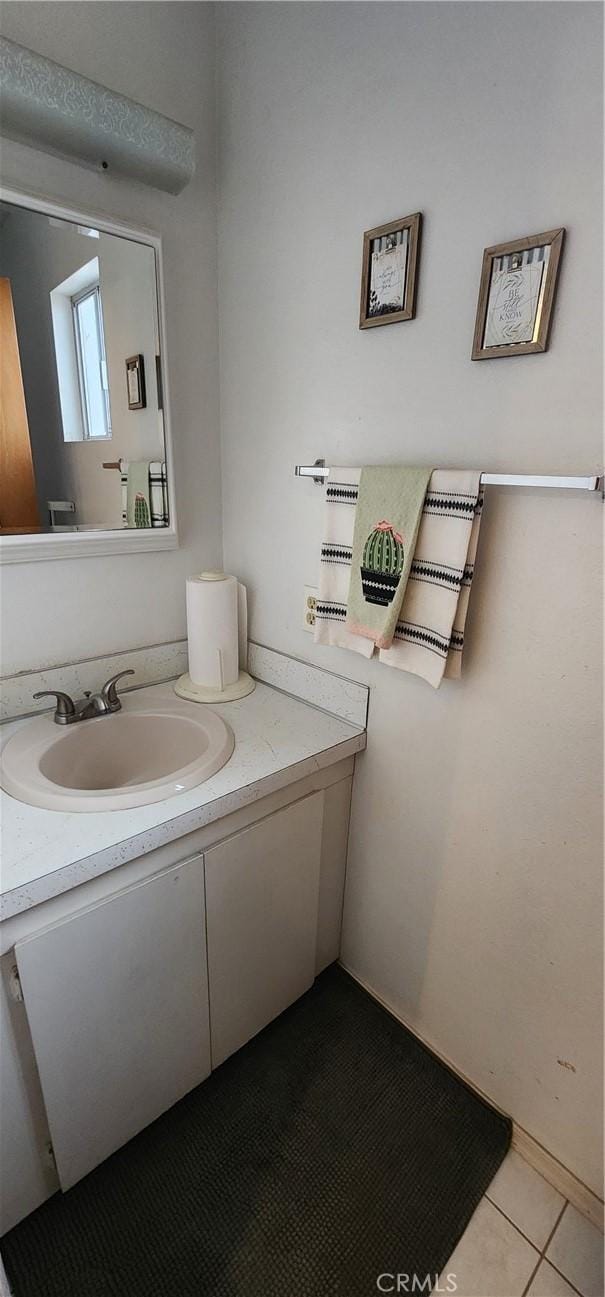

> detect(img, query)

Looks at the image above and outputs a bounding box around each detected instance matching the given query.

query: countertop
[0,681,366,920]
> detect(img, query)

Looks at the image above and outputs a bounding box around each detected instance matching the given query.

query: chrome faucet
[33,670,135,725]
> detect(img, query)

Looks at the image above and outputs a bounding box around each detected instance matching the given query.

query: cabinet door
[205,792,323,1067]
[0,952,58,1234]
[15,856,210,1190]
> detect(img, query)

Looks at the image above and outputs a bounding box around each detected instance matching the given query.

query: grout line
[541,1260,585,1297]
[519,1199,570,1297]
[442,1190,574,1297]
[520,1253,543,1297]
[484,1195,543,1254]
[545,1199,569,1247]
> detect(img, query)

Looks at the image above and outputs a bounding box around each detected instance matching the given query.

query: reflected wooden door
[0,277,40,531]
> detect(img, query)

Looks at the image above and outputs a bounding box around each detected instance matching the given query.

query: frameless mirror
[0,195,174,553]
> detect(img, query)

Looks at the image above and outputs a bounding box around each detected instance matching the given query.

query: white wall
[0,2,221,672]
[98,232,163,463]
[217,3,603,1193]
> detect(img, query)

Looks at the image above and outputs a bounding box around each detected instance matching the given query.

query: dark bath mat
[3,965,511,1297]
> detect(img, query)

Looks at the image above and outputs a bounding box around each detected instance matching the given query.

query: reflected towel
[120,461,168,528]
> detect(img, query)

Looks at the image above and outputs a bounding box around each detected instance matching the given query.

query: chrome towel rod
[295,460,603,493]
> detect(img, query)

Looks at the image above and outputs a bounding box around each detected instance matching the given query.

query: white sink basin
[0,694,234,812]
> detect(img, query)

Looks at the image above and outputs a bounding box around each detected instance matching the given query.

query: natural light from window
[71,284,111,439]
[50,257,112,443]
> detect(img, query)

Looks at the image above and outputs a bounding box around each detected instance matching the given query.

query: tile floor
[436,1150,604,1297]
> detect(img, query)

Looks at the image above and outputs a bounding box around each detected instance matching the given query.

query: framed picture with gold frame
[359,212,421,328]
[471,227,564,360]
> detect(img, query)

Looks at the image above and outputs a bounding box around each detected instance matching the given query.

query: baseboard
[339,961,604,1233]
[511,1125,603,1232]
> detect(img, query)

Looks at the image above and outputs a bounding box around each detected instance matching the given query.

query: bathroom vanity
[0,678,366,1235]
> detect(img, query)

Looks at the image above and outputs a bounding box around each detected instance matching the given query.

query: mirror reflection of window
[71,283,111,441]
[50,256,111,445]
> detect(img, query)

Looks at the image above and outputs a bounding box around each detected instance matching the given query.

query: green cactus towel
[345,465,432,648]
[126,461,152,529]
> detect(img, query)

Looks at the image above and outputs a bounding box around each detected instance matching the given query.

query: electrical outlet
[303,585,318,632]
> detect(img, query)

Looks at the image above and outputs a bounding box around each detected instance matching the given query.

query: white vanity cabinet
[13,858,211,1190]
[205,792,323,1066]
[0,761,354,1234]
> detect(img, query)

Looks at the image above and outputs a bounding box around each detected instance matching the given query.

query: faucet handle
[100,669,135,711]
[33,690,76,722]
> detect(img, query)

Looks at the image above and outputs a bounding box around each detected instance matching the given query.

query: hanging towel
[313,468,374,658]
[345,465,433,649]
[313,467,483,687]
[379,470,483,687]
[120,461,169,528]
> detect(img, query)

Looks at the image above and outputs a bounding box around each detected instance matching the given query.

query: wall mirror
[0,189,176,562]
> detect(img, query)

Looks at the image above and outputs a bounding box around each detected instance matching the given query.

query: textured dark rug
[3,965,511,1297]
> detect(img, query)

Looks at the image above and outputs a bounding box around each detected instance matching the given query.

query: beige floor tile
[546,1204,604,1297]
[435,1197,538,1297]
[527,1259,582,1296]
[485,1150,565,1248]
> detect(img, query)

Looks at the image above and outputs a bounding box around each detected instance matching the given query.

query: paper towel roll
[186,572,239,689]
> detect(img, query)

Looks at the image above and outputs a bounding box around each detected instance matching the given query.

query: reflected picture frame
[471,227,564,360]
[359,212,422,329]
[126,354,146,409]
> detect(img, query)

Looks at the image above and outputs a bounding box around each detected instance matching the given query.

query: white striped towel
[313,469,373,659]
[313,468,483,687]
[120,461,169,528]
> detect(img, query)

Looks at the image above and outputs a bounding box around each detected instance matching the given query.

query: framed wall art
[359,212,422,329]
[125,353,146,409]
[472,227,564,360]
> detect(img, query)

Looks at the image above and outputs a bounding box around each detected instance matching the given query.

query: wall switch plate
[303,586,318,633]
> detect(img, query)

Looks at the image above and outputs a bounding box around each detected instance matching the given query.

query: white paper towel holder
[174,669,255,704]
[174,570,256,704]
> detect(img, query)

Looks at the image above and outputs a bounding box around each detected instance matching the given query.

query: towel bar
[295,460,603,494]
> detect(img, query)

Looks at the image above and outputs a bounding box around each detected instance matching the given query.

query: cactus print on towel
[361,521,404,606]
[345,465,432,649]
[134,492,150,528]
